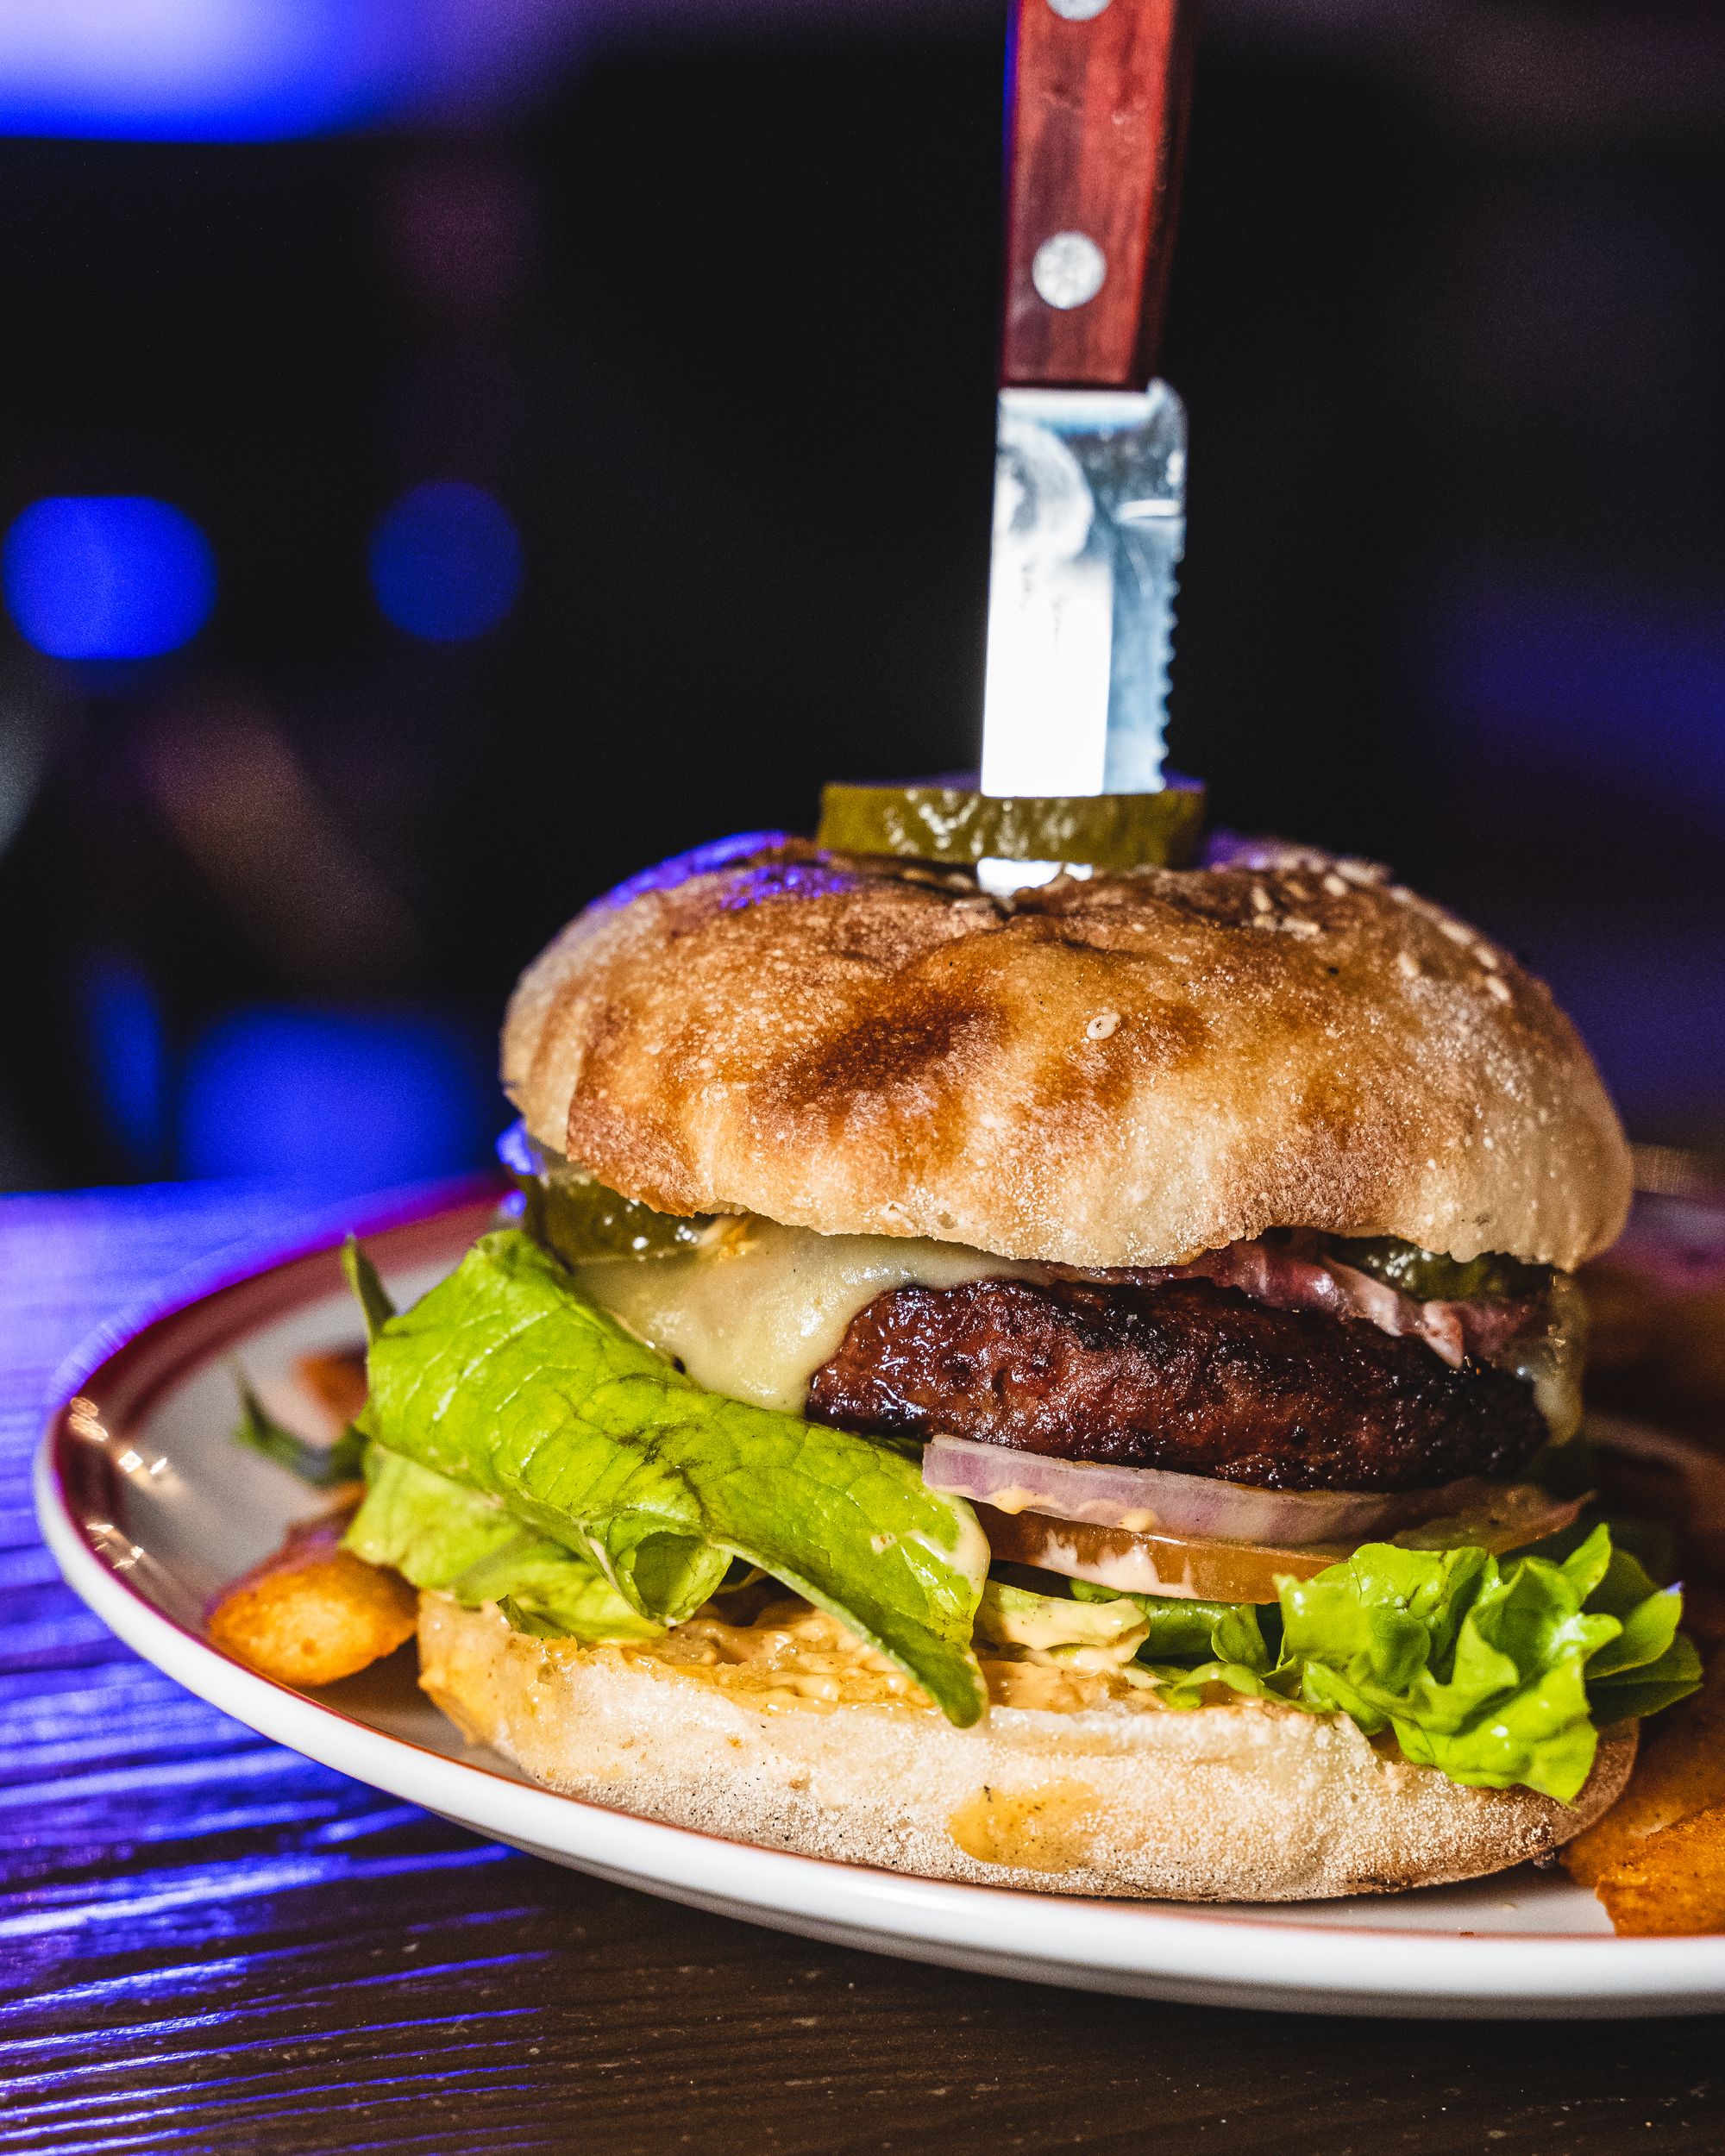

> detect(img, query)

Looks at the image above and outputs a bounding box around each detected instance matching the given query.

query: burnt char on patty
[804,1275,1547,1493]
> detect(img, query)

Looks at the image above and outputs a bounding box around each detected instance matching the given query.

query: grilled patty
[804,1275,1546,1493]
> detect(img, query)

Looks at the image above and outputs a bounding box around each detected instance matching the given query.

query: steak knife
[980,0,1199,881]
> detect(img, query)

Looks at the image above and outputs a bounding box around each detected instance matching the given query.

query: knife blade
[981,0,1198,889]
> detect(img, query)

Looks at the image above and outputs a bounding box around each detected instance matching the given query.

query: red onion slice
[925,1432,1501,1548]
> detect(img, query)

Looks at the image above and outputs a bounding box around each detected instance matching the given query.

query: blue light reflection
[1436,580,1725,819]
[177,1006,492,1186]
[0,0,565,141]
[367,481,522,643]
[3,498,216,661]
[78,953,170,1169]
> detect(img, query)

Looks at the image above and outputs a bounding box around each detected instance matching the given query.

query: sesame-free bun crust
[419,1595,1635,1902]
[504,836,1631,1271]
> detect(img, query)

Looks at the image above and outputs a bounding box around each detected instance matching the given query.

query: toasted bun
[504,836,1630,1270]
[419,1595,1635,1902]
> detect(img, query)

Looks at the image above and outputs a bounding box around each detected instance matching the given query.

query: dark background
[2,0,1722,1194]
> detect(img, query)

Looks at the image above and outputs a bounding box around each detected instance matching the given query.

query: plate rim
[33,1187,1725,2015]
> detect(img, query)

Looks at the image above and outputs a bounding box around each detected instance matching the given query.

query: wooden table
[3,1184,1722,2154]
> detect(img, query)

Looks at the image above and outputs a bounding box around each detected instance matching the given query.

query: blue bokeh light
[3,497,216,661]
[1438,581,1725,821]
[0,0,379,139]
[367,481,523,643]
[79,952,171,1170]
[178,1006,492,1188]
[0,0,566,142]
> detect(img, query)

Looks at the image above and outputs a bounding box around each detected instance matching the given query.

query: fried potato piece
[208,1510,416,1688]
[1594,1807,1725,1938]
[296,1345,370,1430]
[1563,1619,1725,1934]
[1564,1635,1725,1892]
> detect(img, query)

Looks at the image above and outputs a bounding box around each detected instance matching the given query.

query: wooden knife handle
[1000,0,1199,389]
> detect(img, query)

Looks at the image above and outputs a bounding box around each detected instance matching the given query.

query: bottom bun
[417,1595,1636,1902]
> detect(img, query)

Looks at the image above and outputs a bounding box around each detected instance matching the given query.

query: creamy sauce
[604,1596,930,1713]
[982,1658,1168,1711]
[978,1592,1147,1659]
[551,1593,1169,1717]
[577,1218,1038,1414]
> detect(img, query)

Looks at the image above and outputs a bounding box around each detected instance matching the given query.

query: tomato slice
[977,1479,1587,1603]
[978,1505,1333,1601]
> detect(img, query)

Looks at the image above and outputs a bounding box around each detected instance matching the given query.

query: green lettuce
[342,1234,397,1342]
[1069,1579,1276,1707]
[232,1369,365,1489]
[1559,1535,1701,1727]
[229,1238,390,1491]
[355,1228,989,1725]
[345,1444,520,1586]
[344,1443,661,1641]
[1073,1529,1698,1802]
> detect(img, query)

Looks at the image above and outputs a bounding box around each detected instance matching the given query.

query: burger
[294,828,1700,1900]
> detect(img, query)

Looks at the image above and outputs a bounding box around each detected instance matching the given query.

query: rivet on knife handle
[1001,0,1200,388]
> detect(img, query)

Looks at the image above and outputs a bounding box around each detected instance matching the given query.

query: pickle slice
[498,1120,712,1262]
[1329,1237,1551,1306]
[816,780,1205,873]
[534,1175,713,1263]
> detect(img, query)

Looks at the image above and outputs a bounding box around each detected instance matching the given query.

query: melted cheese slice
[575,1219,1038,1414]
[576,1215,1582,1441]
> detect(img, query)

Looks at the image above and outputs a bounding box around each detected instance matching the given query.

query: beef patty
[804,1275,1546,1493]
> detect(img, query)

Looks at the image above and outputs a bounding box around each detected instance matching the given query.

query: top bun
[503,833,1632,1273]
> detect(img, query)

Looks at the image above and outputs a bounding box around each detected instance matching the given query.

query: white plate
[35,1191,1725,2019]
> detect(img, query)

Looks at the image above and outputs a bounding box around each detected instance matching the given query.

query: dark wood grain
[3,1187,1723,2156]
[1000,0,1198,387]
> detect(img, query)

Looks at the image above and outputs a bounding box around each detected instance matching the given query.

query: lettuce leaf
[345,1443,519,1585]
[356,1228,988,1725]
[1270,1540,1603,1798]
[232,1369,365,1489]
[342,1235,397,1342]
[344,1442,662,1641]
[1072,1528,1699,1802]
[1558,1535,1700,1727]
[1067,1578,1275,1705]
